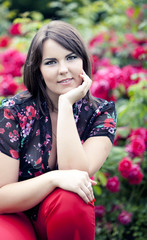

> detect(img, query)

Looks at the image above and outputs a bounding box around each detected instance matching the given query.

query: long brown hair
[24,20,92,111]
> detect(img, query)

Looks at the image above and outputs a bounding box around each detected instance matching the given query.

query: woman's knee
[40,188,95,224]
[0,213,37,240]
[37,189,95,239]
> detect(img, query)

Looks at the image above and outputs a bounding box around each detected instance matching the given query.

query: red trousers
[0,188,95,240]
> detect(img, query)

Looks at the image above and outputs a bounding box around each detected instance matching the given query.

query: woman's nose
[58,61,68,74]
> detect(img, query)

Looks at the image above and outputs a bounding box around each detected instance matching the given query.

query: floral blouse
[0,90,116,219]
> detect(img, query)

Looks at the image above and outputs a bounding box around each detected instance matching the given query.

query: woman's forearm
[0,169,97,212]
[0,171,57,214]
[57,97,89,172]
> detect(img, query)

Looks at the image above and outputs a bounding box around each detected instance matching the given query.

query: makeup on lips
[57,78,73,85]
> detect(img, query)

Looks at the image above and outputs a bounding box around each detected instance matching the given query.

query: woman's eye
[44,60,56,65]
[67,55,78,61]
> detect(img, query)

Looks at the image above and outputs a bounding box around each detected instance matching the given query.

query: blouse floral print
[0,90,117,182]
[0,90,117,219]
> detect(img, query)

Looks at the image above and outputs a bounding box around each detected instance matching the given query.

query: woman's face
[40,39,83,105]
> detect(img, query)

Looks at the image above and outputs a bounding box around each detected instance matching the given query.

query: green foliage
[0,2,11,34]
[117,79,147,129]
[0,1,147,239]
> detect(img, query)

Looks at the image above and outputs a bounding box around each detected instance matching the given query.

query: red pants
[0,188,95,240]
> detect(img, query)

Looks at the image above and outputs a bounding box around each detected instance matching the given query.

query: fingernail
[92,198,96,203]
[88,202,91,205]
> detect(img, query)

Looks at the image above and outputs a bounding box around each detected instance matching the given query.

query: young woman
[0,20,117,240]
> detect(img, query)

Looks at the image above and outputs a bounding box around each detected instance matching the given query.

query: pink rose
[0,35,11,47]
[9,23,21,35]
[126,8,135,18]
[106,176,120,193]
[0,75,18,96]
[118,157,133,178]
[95,205,106,218]
[0,49,26,77]
[118,210,132,225]
[132,46,147,60]
[128,164,143,185]
[129,128,147,143]
[89,33,104,49]
[90,79,109,99]
[125,138,146,157]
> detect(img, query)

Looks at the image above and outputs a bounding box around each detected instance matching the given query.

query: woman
[0,21,117,240]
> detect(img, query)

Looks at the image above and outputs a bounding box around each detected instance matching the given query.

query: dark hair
[24,20,92,111]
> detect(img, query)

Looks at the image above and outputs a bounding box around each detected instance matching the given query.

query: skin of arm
[0,152,57,214]
[0,152,96,214]
[57,72,112,177]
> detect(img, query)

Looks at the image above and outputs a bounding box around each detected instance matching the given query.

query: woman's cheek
[75,60,83,77]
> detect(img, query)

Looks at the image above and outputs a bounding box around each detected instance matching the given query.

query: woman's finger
[81,184,94,203]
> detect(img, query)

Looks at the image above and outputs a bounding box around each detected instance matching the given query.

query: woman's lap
[33,188,95,240]
[0,189,95,240]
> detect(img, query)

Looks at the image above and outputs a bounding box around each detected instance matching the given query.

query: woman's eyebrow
[66,52,74,58]
[43,57,56,62]
[42,52,74,62]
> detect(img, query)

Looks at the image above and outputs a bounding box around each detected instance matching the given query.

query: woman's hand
[59,71,92,106]
[53,169,96,204]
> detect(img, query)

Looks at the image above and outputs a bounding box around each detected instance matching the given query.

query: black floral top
[0,90,117,181]
[0,90,116,219]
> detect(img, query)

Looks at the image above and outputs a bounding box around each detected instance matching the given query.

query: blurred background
[0,0,147,239]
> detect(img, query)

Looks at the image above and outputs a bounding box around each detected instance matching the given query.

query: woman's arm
[57,72,112,177]
[0,152,96,214]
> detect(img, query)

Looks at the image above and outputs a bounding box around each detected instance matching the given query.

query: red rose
[0,35,11,47]
[95,205,106,218]
[9,23,21,35]
[118,157,133,178]
[129,128,147,142]
[90,79,109,100]
[118,210,132,225]
[121,65,141,90]
[125,138,146,157]
[128,164,143,185]
[106,176,120,193]
[0,75,18,96]
[89,33,104,49]
[132,46,147,60]
[9,149,19,159]
[1,49,26,77]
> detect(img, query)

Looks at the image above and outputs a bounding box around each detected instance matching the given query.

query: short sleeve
[0,102,20,160]
[88,101,117,143]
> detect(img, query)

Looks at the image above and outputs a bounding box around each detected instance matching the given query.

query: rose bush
[0,1,147,239]
[89,2,147,239]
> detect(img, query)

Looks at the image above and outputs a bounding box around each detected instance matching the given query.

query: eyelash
[45,60,56,65]
[44,55,78,65]
[66,55,78,61]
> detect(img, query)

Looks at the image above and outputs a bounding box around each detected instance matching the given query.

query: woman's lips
[57,78,73,84]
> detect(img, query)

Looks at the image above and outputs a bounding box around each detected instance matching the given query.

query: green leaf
[97,171,107,186]
[93,185,102,196]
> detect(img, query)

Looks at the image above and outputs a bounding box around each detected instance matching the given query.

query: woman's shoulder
[89,96,116,114]
[0,90,37,110]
